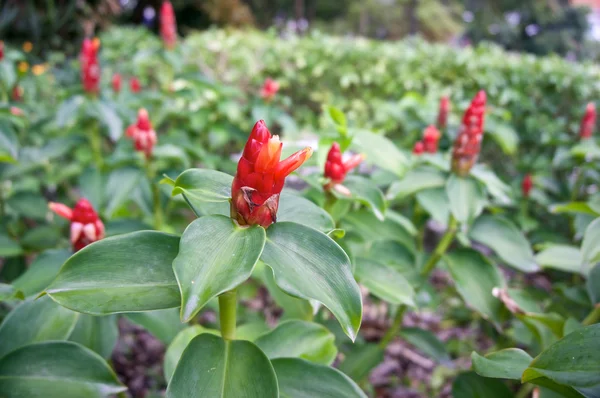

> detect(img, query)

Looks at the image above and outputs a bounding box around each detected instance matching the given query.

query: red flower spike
[80,38,100,95]
[422,125,441,153]
[126,108,157,159]
[0,41,4,62]
[260,78,280,101]
[130,77,142,93]
[522,174,533,198]
[49,198,105,252]
[413,141,425,155]
[451,90,487,177]
[579,102,596,140]
[112,73,121,93]
[231,120,312,228]
[324,142,364,191]
[12,85,23,102]
[437,96,449,129]
[160,1,177,50]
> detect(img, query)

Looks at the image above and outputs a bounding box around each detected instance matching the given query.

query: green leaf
[171,168,233,212]
[272,357,367,398]
[255,320,337,365]
[327,106,347,129]
[236,322,270,341]
[55,95,84,127]
[445,249,505,324]
[471,348,533,380]
[355,257,415,306]
[0,296,79,359]
[173,215,265,322]
[6,191,48,220]
[47,231,181,314]
[79,167,106,210]
[104,167,145,217]
[0,341,126,397]
[164,325,220,382]
[551,202,600,217]
[581,218,600,273]
[68,315,118,359]
[341,175,386,221]
[21,225,62,250]
[416,187,451,226]
[261,222,362,341]
[0,284,23,302]
[352,129,407,176]
[166,333,278,398]
[400,327,451,363]
[587,263,600,304]
[446,174,486,225]
[470,166,512,205]
[452,371,513,398]
[125,308,186,344]
[0,122,19,162]
[522,324,600,393]
[340,209,415,251]
[338,343,384,382]
[469,215,539,273]
[0,233,22,257]
[278,191,335,233]
[387,167,446,201]
[12,249,71,297]
[259,263,314,321]
[95,101,123,141]
[535,245,583,274]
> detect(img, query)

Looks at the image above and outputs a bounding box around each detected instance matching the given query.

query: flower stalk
[219,290,237,340]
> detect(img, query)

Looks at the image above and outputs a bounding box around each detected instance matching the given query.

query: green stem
[583,304,600,326]
[145,158,163,230]
[571,168,584,201]
[420,215,458,278]
[219,290,237,340]
[89,121,104,170]
[515,383,534,398]
[378,304,407,348]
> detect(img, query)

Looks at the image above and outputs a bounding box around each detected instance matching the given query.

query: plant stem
[378,304,407,348]
[420,215,458,278]
[90,121,104,170]
[583,304,600,326]
[219,290,237,340]
[145,158,163,230]
[515,383,534,398]
[571,168,584,201]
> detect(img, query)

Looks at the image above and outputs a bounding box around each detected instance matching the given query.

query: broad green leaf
[469,215,539,273]
[0,122,19,162]
[69,315,118,359]
[255,320,337,365]
[551,202,600,217]
[0,296,79,359]
[342,175,386,221]
[0,284,23,302]
[6,191,48,220]
[104,167,145,217]
[12,249,71,297]
[278,191,335,233]
[445,249,505,324]
[96,101,123,141]
[536,245,583,274]
[173,215,265,322]
[416,187,451,226]
[261,222,362,341]
[341,209,415,251]
[272,358,367,398]
[236,322,270,341]
[352,129,407,176]
[581,218,600,273]
[472,348,533,380]
[338,343,384,382]
[79,167,106,210]
[387,167,446,200]
[446,174,486,225]
[125,308,186,344]
[400,327,451,363]
[452,371,513,398]
[166,333,278,398]
[47,231,181,314]
[471,165,512,205]
[327,106,347,128]
[164,325,220,382]
[522,324,600,393]
[0,233,22,257]
[105,218,152,236]
[587,263,600,304]
[487,122,518,155]
[0,341,126,397]
[21,225,62,250]
[171,168,233,213]
[355,257,415,307]
[259,262,314,321]
[55,95,84,127]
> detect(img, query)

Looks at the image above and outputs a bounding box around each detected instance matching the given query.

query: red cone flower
[126,108,157,159]
[130,77,141,93]
[11,86,23,102]
[49,198,105,251]
[324,142,364,194]
[437,96,449,129]
[451,90,486,177]
[522,174,533,198]
[112,73,121,93]
[231,120,313,228]
[80,38,100,95]
[422,125,441,153]
[260,78,280,101]
[160,1,177,50]
[413,141,425,155]
[579,102,596,140]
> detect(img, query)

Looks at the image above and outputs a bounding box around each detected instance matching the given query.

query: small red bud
[579,102,596,140]
[130,77,142,93]
[522,174,533,198]
[80,38,100,95]
[126,108,157,159]
[413,141,425,155]
[437,96,449,129]
[49,198,104,251]
[260,78,279,101]
[112,73,121,93]
[324,142,364,190]
[422,125,441,153]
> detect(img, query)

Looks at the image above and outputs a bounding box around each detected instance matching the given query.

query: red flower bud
[10,106,23,116]
[413,141,425,155]
[0,41,4,62]
[126,108,157,159]
[579,102,596,140]
[324,142,364,192]
[451,90,486,177]
[112,73,121,93]
[422,125,441,153]
[231,120,312,228]
[49,198,105,251]
[12,85,23,102]
[80,38,100,95]
[437,96,449,129]
[160,1,177,50]
[522,174,533,198]
[130,77,142,93]
[260,78,279,101]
